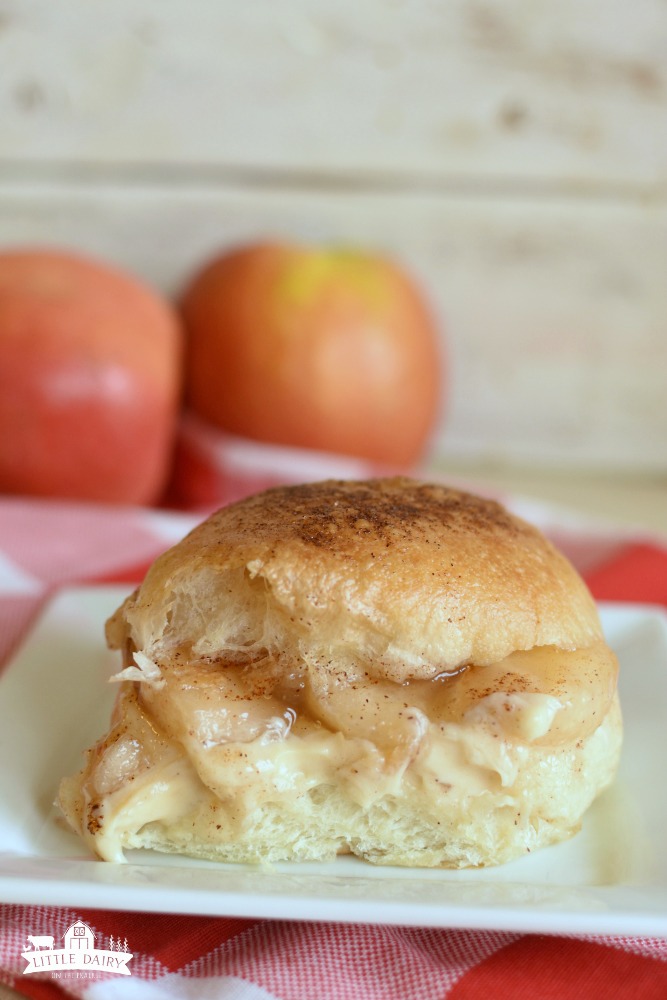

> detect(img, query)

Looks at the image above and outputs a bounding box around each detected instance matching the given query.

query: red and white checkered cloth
[1,429,667,999]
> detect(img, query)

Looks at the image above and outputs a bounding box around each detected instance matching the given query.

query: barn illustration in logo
[63,920,94,951]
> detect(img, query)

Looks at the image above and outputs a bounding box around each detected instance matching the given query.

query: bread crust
[110,477,603,681]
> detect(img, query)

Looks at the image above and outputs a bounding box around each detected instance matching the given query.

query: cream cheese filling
[60,639,617,862]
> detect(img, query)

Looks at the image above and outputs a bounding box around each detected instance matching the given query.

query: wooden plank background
[0,0,665,473]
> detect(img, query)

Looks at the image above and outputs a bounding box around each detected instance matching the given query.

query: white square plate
[0,587,666,936]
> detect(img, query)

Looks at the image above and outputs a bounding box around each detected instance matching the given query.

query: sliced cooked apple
[304,659,428,766]
[428,640,617,745]
[139,654,293,749]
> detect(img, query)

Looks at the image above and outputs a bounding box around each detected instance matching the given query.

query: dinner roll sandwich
[58,478,622,868]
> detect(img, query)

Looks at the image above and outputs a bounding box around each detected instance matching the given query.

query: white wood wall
[0,0,665,473]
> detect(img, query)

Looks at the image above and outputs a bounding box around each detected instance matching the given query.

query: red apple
[181,243,443,466]
[0,249,181,504]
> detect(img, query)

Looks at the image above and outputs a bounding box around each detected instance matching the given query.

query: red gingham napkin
[1,432,667,998]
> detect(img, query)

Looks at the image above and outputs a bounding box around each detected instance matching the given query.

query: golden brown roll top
[107,477,603,684]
